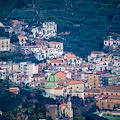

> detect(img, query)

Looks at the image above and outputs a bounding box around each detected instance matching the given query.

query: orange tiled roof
[12,20,20,24]
[18,35,25,37]
[59,103,67,108]
[9,88,19,92]
[68,80,84,85]
[65,53,76,58]
[55,87,64,90]
[100,87,105,90]
[51,59,61,63]
[50,41,60,44]
[42,48,47,51]
[39,44,44,47]
[55,71,66,79]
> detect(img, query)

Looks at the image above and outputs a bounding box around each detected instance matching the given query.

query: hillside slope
[1,0,120,58]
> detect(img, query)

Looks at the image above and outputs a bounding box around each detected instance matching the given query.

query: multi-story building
[88,71,100,88]
[99,73,120,86]
[97,86,120,110]
[0,37,10,51]
[20,62,38,76]
[41,22,57,39]
[67,81,84,99]
[64,53,77,66]
[88,51,113,63]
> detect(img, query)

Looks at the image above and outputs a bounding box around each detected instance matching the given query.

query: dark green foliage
[0,90,22,112]
[10,32,19,43]
[0,27,9,37]
[82,112,108,120]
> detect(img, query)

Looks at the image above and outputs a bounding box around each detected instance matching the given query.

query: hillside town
[0,19,120,120]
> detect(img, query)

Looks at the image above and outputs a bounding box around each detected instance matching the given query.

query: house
[9,72,21,84]
[21,75,32,85]
[9,87,19,94]
[99,73,120,86]
[12,20,21,27]
[0,37,10,51]
[84,88,101,97]
[54,86,64,96]
[102,85,120,96]
[18,35,26,46]
[67,81,84,99]
[88,51,103,62]
[41,22,57,39]
[47,59,64,66]
[64,53,77,66]
[99,95,120,110]
[0,68,6,79]
[45,104,58,120]
[48,42,63,58]
[104,36,120,48]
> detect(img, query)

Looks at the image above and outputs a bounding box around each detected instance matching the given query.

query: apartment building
[20,62,38,76]
[0,37,10,51]
[88,71,100,88]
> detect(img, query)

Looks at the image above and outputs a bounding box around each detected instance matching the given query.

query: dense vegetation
[0,0,119,58]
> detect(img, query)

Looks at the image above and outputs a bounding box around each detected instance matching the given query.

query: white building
[0,68,6,79]
[20,62,38,76]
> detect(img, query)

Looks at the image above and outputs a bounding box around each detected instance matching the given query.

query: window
[111,93,113,95]
[102,103,104,106]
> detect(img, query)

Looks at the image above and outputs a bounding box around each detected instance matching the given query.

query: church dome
[45,82,56,88]
[46,71,59,82]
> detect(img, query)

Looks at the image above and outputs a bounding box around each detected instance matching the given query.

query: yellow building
[0,37,10,51]
[96,85,120,110]
[88,72,100,88]
[64,53,77,63]
[103,86,120,96]
[47,58,64,66]
[99,95,120,110]
[99,53,113,63]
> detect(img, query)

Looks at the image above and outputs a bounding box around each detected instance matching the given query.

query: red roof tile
[65,53,76,59]
[59,103,67,108]
[39,44,44,47]
[55,71,66,79]
[12,20,20,24]
[68,80,84,85]
[51,59,61,63]
[18,35,25,37]
[50,41,60,44]
[55,87,63,90]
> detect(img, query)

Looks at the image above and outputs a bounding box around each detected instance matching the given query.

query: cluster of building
[31,22,57,39]
[0,20,120,119]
